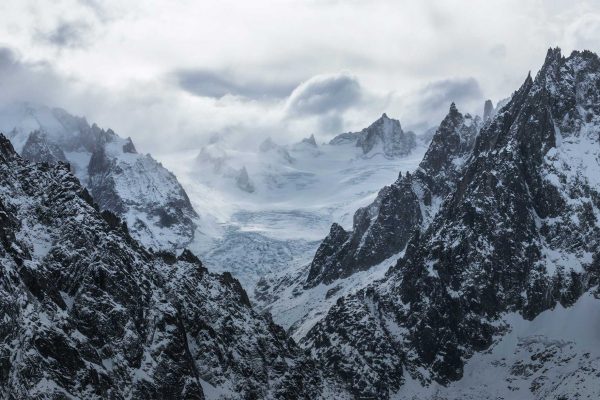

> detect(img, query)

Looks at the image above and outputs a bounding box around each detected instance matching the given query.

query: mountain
[0,134,346,399]
[170,114,426,289]
[0,104,198,251]
[305,105,481,287]
[254,105,482,342]
[300,48,600,399]
[330,113,417,158]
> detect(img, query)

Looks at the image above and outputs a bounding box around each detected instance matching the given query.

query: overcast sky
[1,0,599,153]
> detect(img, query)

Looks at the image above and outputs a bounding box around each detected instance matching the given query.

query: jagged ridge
[0,134,344,399]
[302,48,600,399]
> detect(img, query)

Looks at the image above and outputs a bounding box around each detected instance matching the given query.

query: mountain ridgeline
[301,48,600,398]
[0,134,346,399]
[2,105,198,251]
[306,105,481,287]
[329,113,417,158]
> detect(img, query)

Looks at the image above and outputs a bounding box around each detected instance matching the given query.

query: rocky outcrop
[301,134,318,147]
[236,166,255,193]
[302,48,600,399]
[0,133,344,399]
[329,113,417,158]
[21,130,67,164]
[306,105,481,287]
[483,99,494,121]
[3,105,198,251]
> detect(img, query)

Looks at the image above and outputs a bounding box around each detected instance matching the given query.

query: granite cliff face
[302,48,600,398]
[2,105,198,251]
[0,134,344,399]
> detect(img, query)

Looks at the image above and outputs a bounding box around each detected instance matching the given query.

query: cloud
[37,20,93,48]
[285,73,362,117]
[0,47,69,108]
[489,44,507,59]
[389,77,485,132]
[564,14,600,53]
[414,78,483,113]
[174,69,298,99]
[1,0,599,154]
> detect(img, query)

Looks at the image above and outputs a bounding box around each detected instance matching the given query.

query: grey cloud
[78,0,114,23]
[37,21,93,49]
[174,69,298,99]
[0,48,17,69]
[396,77,484,133]
[416,78,483,112]
[0,47,73,111]
[285,73,362,117]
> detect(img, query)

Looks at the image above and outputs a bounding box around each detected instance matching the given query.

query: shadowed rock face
[306,104,481,287]
[5,105,198,251]
[302,48,600,399]
[0,134,341,399]
[483,99,494,121]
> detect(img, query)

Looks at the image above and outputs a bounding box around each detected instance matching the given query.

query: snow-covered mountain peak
[298,48,600,399]
[0,103,199,251]
[329,113,417,158]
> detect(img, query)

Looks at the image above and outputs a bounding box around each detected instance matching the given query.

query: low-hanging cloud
[38,20,93,49]
[415,78,483,112]
[174,69,298,99]
[0,47,68,108]
[285,73,362,117]
[392,77,484,133]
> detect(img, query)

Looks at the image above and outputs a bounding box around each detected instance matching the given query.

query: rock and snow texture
[162,115,426,289]
[299,48,600,398]
[0,104,198,251]
[330,113,417,158]
[395,291,600,399]
[255,104,481,345]
[304,104,481,287]
[0,134,346,399]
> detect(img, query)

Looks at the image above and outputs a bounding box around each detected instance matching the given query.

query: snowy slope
[395,291,600,399]
[160,121,427,289]
[255,105,481,341]
[0,102,199,251]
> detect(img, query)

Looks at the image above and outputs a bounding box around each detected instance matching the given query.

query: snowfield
[159,134,427,289]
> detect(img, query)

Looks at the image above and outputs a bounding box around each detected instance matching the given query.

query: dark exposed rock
[302,48,600,398]
[5,105,199,251]
[483,99,494,121]
[122,137,137,153]
[21,130,67,164]
[301,134,318,147]
[0,133,342,399]
[306,104,481,287]
[236,165,255,193]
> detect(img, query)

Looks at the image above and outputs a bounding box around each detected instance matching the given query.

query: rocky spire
[236,165,255,193]
[483,99,494,121]
[301,134,318,147]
